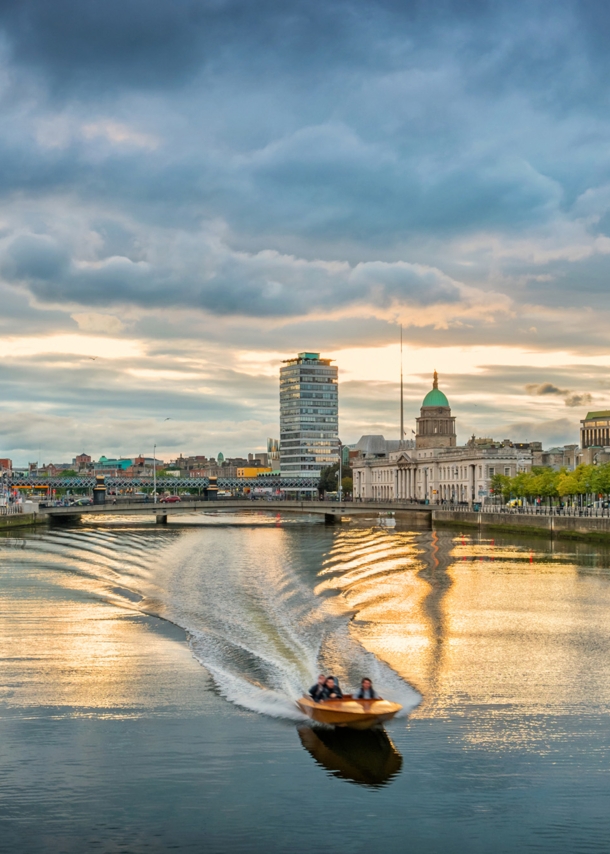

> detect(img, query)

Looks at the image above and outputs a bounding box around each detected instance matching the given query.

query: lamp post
[338,440,343,504]
[153,443,157,504]
[152,419,170,505]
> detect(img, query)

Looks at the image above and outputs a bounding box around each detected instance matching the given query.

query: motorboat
[296,695,402,730]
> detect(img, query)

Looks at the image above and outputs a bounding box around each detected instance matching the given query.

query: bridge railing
[0,504,23,516]
[438,503,610,518]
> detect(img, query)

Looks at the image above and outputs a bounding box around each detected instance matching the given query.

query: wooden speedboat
[296,695,402,730]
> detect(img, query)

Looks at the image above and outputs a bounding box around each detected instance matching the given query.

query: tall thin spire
[400,325,404,441]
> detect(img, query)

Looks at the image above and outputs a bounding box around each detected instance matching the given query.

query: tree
[341,476,353,496]
[318,463,352,495]
[490,473,511,501]
[531,466,559,506]
[591,462,610,498]
[319,464,338,494]
[557,469,578,498]
[511,471,529,499]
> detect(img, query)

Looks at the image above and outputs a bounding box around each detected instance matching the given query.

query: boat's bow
[296,695,402,729]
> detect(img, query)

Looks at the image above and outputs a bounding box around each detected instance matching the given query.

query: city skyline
[1,2,610,463]
[0,344,602,467]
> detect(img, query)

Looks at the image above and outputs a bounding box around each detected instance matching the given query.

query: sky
[1,0,610,465]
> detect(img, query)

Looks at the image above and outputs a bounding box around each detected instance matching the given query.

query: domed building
[351,370,533,504]
[415,371,456,450]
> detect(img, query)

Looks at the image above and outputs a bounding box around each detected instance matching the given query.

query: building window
[504,467,510,476]
[488,466,495,477]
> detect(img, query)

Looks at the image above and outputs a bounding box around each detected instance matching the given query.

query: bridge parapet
[41,499,432,520]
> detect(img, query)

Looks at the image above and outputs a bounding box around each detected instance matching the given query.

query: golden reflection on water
[321,528,610,750]
[0,541,203,717]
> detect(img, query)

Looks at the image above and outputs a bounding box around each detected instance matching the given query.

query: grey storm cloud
[564,393,593,408]
[0,0,607,324]
[525,383,592,408]
[525,383,568,397]
[0,1,607,251]
[0,231,463,317]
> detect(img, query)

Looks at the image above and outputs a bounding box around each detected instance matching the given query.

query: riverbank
[433,508,610,541]
[0,512,48,532]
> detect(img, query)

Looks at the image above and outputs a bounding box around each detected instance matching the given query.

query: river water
[1,515,610,853]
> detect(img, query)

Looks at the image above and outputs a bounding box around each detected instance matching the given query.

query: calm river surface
[1,515,610,853]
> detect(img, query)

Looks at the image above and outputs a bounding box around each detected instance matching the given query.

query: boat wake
[135,527,421,720]
[0,524,421,721]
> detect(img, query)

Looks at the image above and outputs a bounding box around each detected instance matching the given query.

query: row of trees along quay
[491,463,610,507]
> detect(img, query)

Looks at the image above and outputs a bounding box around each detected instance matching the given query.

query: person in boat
[308,674,327,702]
[355,677,379,700]
[321,676,343,700]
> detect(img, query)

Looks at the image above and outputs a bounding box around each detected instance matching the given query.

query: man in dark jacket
[309,674,326,702]
[322,676,343,700]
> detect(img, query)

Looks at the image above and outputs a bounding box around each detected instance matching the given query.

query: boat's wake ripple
[0,525,421,721]
[136,528,420,720]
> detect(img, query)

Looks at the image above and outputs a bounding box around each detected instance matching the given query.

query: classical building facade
[352,374,533,503]
[580,410,610,450]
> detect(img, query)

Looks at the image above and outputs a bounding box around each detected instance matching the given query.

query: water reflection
[318,529,455,707]
[297,725,403,787]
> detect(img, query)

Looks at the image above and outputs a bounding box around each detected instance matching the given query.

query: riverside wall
[432,509,610,541]
[0,512,49,531]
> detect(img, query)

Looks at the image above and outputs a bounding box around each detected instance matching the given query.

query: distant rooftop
[584,411,610,420]
[282,351,334,365]
[353,435,412,458]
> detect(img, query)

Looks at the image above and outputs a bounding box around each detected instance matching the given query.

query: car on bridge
[159,495,181,503]
[70,497,94,506]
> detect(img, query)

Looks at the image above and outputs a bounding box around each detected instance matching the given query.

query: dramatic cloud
[564,393,593,408]
[525,382,592,408]
[525,383,567,397]
[1,0,610,462]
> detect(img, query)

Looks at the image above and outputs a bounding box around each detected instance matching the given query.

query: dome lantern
[421,371,449,408]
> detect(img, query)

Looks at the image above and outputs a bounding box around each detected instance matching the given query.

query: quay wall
[0,512,49,531]
[432,509,610,541]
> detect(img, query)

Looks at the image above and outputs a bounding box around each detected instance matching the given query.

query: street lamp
[338,439,343,504]
[152,419,171,505]
[153,443,157,504]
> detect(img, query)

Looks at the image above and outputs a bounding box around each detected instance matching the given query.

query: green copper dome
[422,371,449,407]
[422,388,449,407]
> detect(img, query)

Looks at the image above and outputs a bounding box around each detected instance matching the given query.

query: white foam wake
[137,527,421,720]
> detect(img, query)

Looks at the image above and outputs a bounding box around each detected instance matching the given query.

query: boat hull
[296,696,402,730]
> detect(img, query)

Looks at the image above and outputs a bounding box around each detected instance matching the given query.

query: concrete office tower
[280,352,339,491]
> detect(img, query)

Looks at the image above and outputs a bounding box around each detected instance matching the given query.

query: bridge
[7,474,318,491]
[40,499,432,525]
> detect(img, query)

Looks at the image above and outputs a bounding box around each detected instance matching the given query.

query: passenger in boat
[309,674,327,702]
[321,676,343,700]
[355,677,378,699]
